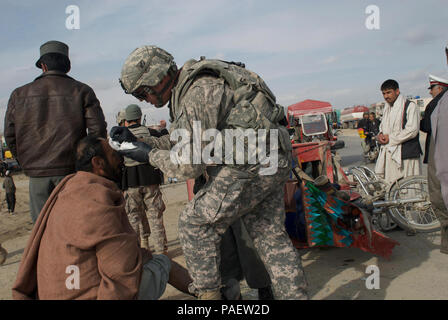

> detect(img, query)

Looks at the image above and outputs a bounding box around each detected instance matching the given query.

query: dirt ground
[1,161,448,300]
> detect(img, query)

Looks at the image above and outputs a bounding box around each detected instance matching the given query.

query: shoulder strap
[402,99,411,129]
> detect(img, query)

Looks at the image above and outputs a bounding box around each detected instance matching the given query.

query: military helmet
[119,45,177,95]
[116,109,126,125]
[125,104,142,121]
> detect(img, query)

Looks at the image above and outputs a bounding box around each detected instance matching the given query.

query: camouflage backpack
[171,58,292,154]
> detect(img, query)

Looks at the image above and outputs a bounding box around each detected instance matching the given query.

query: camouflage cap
[120,45,177,94]
[125,104,142,121]
[116,109,126,125]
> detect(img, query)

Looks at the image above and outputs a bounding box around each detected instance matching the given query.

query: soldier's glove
[118,141,152,163]
[110,126,138,143]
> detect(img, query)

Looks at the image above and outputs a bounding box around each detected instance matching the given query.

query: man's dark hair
[75,135,106,172]
[39,53,71,73]
[370,112,376,116]
[381,79,399,91]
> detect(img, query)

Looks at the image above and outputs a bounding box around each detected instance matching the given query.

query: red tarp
[341,105,369,115]
[288,99,333,117]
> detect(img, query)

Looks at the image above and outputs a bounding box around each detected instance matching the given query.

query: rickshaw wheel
[373,213,398,232]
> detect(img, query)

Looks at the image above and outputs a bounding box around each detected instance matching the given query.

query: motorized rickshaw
[286,99,347,184]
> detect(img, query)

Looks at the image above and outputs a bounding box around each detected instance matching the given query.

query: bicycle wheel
[387,176,440,233]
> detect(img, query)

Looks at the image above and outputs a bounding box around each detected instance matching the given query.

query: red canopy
[287,99,333,117]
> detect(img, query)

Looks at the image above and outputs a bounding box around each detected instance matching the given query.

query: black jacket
[420,89,447,163]
[357,118,369,130]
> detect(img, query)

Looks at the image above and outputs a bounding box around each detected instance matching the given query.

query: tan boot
[197,289,222,300]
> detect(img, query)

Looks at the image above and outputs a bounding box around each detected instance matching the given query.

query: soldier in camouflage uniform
[111,46,308,300]
[121,104,167,254]
[116,109,126,127]
[117,108,151,247]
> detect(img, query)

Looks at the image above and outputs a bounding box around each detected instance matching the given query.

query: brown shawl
[12,171,148,300]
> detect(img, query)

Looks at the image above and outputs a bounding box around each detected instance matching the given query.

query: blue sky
[0,0,446,132]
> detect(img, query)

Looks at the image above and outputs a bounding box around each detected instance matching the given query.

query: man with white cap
[429,44,448,254]
[420,74,448,163]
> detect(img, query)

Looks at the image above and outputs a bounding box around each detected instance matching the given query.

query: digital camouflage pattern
[147,68,306,299]
[124,187,151,238]
[120,46,308,299]
[125,185,167,254]
[179,156,308,299]
[141,58,291,179]
[124,124,168,253]
[116,109,126,126]
[120,46,177,94]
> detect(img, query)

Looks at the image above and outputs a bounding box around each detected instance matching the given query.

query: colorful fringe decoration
[297,181,399,259]
[304,181,354,247]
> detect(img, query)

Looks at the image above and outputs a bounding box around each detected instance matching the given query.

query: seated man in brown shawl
[12,135,191,300]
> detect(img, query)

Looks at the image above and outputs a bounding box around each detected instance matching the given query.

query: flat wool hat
[35,40,69,68]
[428,74,448,89]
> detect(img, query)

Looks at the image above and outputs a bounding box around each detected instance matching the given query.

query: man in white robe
[375,79,422,185]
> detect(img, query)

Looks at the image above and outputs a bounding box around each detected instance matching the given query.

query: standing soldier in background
[122,104,167,253]
[3,40,107,223]
[116,109,126,127]
[111,46,308,300]
[428,45,448,254]
[3,170,16,214]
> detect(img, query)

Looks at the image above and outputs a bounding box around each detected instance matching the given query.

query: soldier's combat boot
[197,289,222,300]
[0,244,7,265]
[221,279,242,300]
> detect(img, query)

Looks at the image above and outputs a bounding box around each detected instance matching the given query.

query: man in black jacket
[420,75,448,163]
[422,73,448,254]
[358,112,370,153]
[4,40,107,222]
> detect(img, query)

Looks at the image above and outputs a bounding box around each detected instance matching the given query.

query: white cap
[428,74,448,89]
